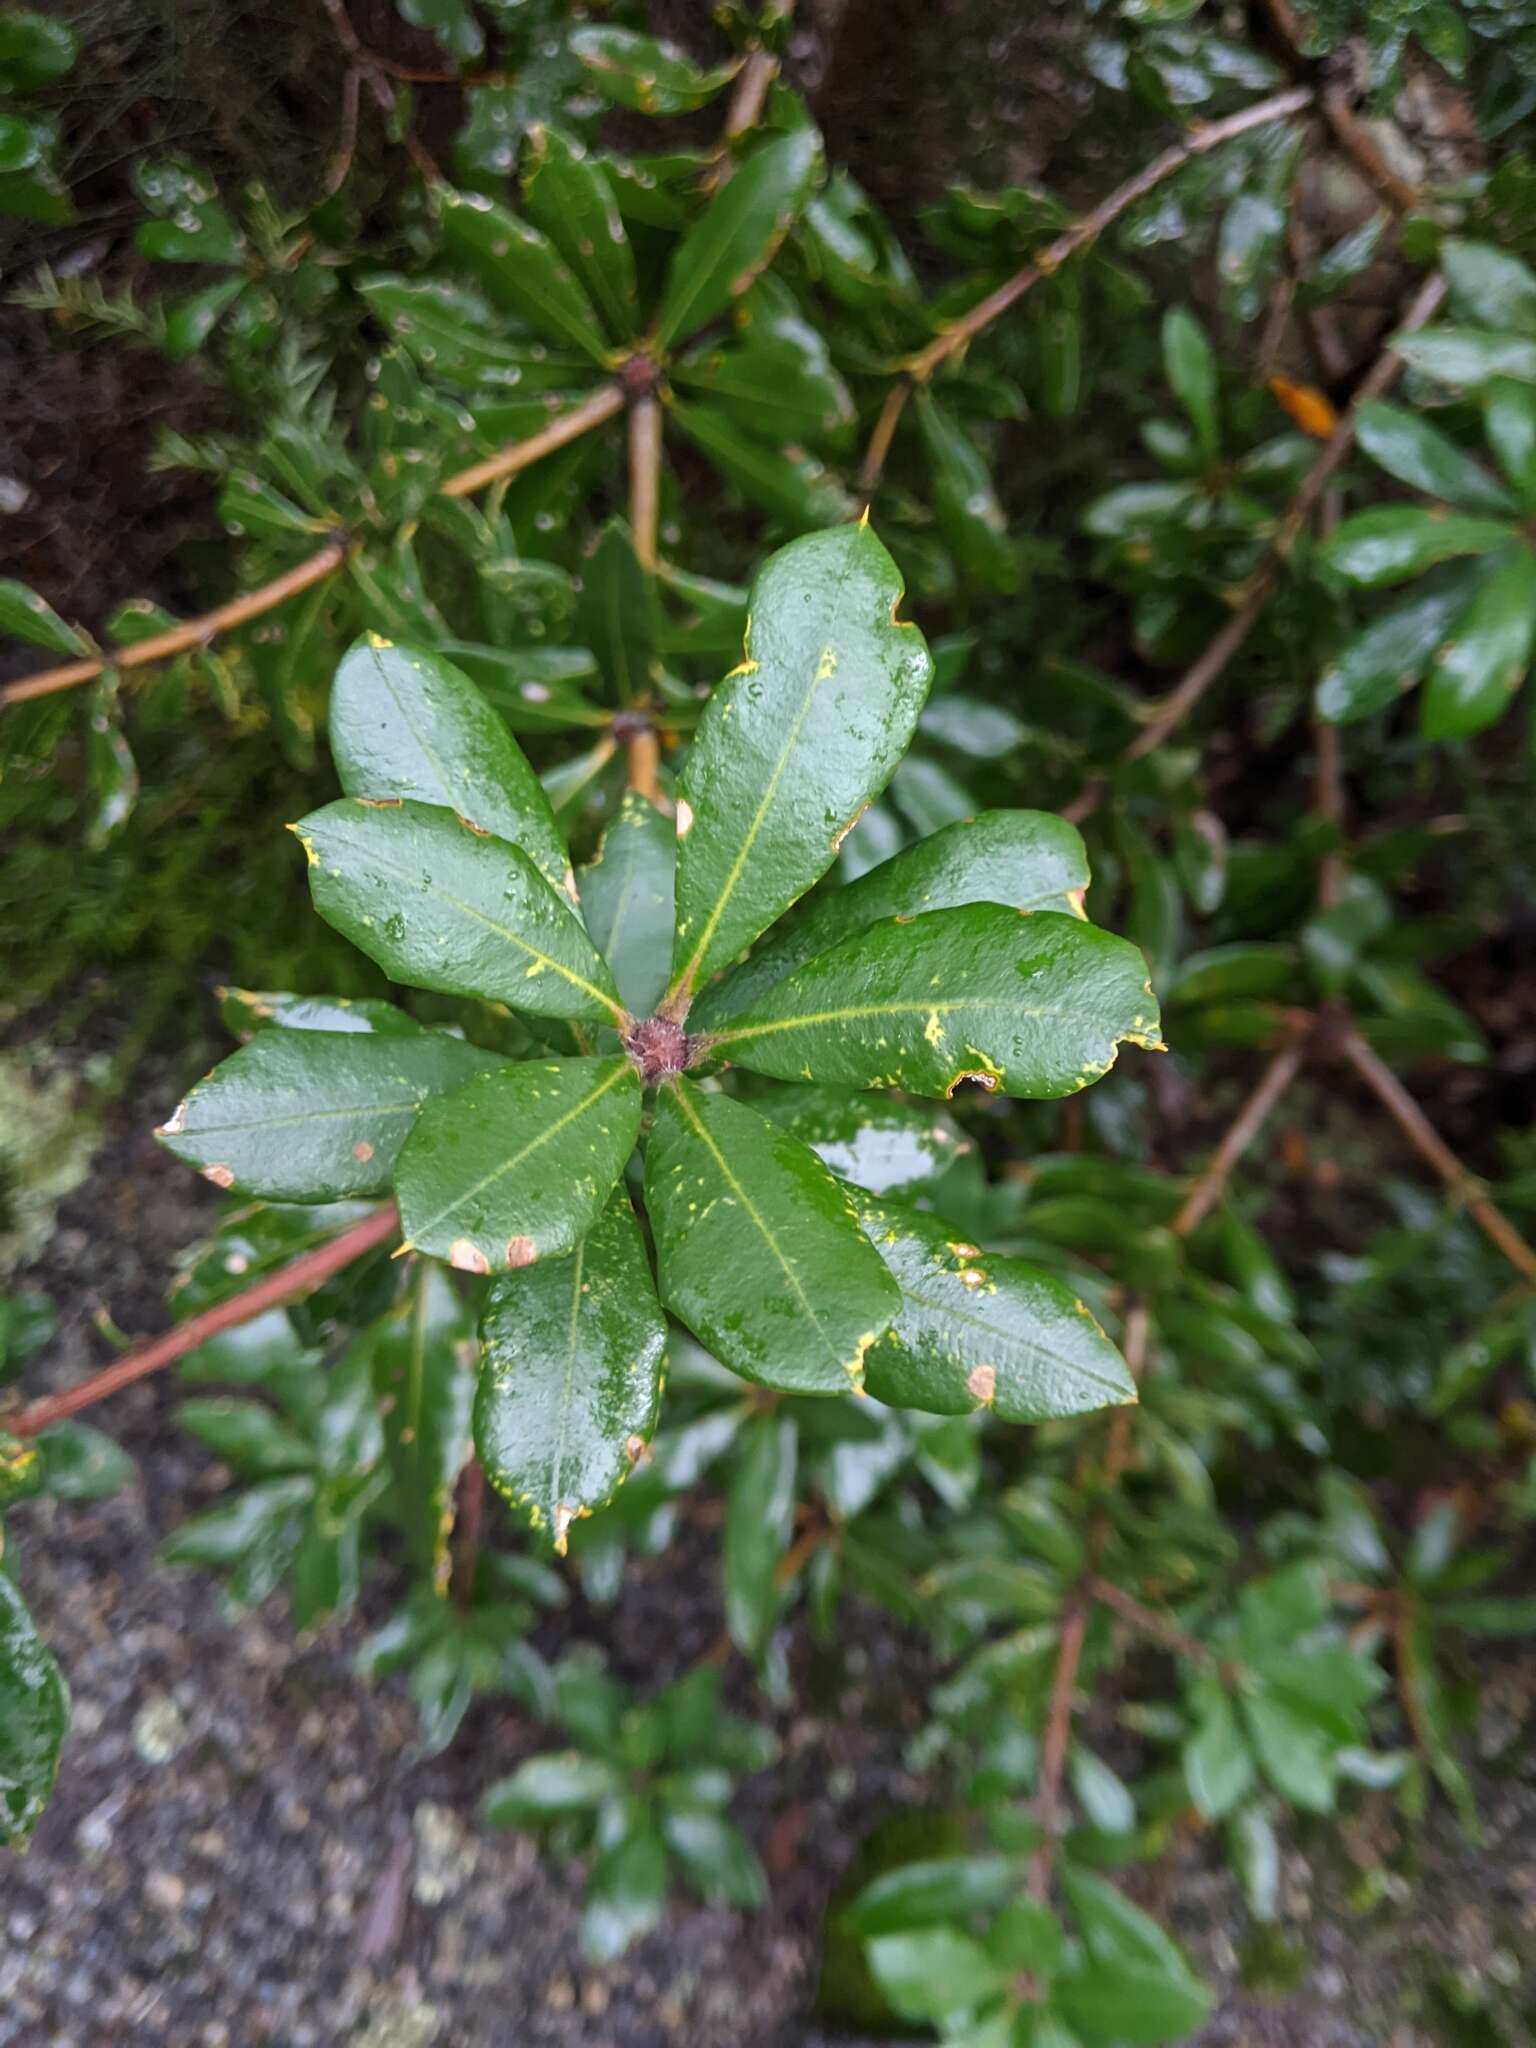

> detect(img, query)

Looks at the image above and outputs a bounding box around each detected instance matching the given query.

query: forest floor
[3,1060,1534,2048]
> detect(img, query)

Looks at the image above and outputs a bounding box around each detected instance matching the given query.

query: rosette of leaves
[481,1656,776,1961]
[156,521,1158,1557]
[0,6,78,222]
[1317,242,1536,739]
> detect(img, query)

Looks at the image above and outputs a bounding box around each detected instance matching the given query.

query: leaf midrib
[894,1274,1133,1400]
[712,996,1078,1047]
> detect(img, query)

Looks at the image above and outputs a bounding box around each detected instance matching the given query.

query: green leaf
[1321,507,1513,588]
[570,25,738,114]
[915,393,1019,591]
[581,1827,671,1962]
[295,798,624,1024]
[669,400,857,528]
[1057,1869,1212,2042]
[578,792,677,1020]
[668,523,932,1002]
[1392,329,1536,387]
[160,1476,313,1572]
[0,1571,68,1847]
[156,1027,503,1201]
[654,129,823,350]
[521,125,639,343]
[865,1928,1007,2026]
[176,1399,313,1477]
[1443,240,1536,334]
[646,1080,899,1394]
[1421,547,1536,738]
[370,1263,474,1592]
[439,187,609,364]
[34,1421,134,1502]
[133,159,242,265]
[396,0,483,65]
[723,1414,796,1657]
[481,1750,623,1823]
[695,808,1090,1025]
[1228,1803,1280,1922]
[0,577,87,654]
[217,988,424,1038]
[661,1808,767,1907]
[1069,1745,1136,1833]
[842,1855,1019,1936]
[476,1188,665,1550]
[0,10,79,88]
[328,636,573,900]
[574,519,662,705]
[396,1056,642,1272]
[1242,1690,1337,1811]
[1162,307,1219,457]
[708,905,1162,1101]
[1183,1682,1254,1819]
[851,1190,1137,1421]
[1315,581,1470,723]
[758,1084,970,1195]
[1486,378,1536,508]
[1354,400,1515,513]
[919,693,1027,757]
[673,306,855,448]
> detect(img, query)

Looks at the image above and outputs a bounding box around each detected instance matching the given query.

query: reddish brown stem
[437,383,626,499]
[1028,1600,1088,1902]
[1341,1031,1536,1286]
[1086,1574,1232,1678]
[7,1203,400,1437]
[627,391,662,572]
[1170,1038,1306,1239]
[451,1455,486,1607]
[623,725,661,802]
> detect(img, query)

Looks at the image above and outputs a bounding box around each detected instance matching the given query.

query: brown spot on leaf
[624,1433,649,1467]
[831,800,869,853]
[352,1140,375,1163]
[455,812,492,836]
[505,1236,538,1269]
[158,1100,188,1138]
[945,1070,1000,1098]
[202,1163,235,1188]
[354,796,403,809]
[448,1239,491,1275]
[967,1364,997,1405]
[958,1267,986,1289]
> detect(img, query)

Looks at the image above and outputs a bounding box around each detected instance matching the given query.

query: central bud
[623,1012,692,1084]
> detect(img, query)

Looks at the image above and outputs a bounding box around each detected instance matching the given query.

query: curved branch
[7,1202,400,1437]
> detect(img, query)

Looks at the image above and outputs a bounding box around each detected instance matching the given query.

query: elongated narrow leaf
[915,393,1018,592]
[574,519,661,705]
[156,1028,503,1200]
[646,1080,898,1393]
[1486,377,1536,507]
[694,808,1090,1025]
[0,577,88,654]
[476,1188,664,1550]
[668,524,932,1003]
[328,636,572,898]
[1321,507,1513,588]
[521,124,638,342]
[709,905,1160,1101]
[578,791,677,1018]
[759,1085,970,1195]
[218,988,424,1038]
[1163,307,1219,456]
[852,1190,1136,1420]
[1,1571,68,1847]
[371,1263,475,1592]
[439,187,609,363]
[1443,240,1536,332]
[1421,545,1536,738]
[673,312,855,448]
[570,24,738,114]
[295,799,624,1024]
[670,400,856,529]
[396,1056,641,1272]
[1354,400,1514,513]
[723,1414,796,1657]
[1315,580,1471,724]
[654,129,823,349]
[1393,329,1536,387]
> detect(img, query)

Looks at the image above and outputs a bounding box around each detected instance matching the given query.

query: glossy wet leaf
[0,10,78,88]
[476,1188,664,1551]
[723,1414,796,1657]
[841,1854,1019,1936]
[669,400,856,528]
[570,25,738,114]
[1486,377,1536,506]
[578,792,677,1019]
[396,1056,641,1272]
[218,989,424,1038]
[574,520,661,705]
[155,1027,503,1201]
[646,1080,898,1394]
[581,1827,670,1961]
[1320,506,1512,587]
[521,124,639,342]
[759,1085,970,1195]
[1163,306,1219,455]
[660,1808,767,1907]
[0,577,87,654]
[851,1190,1137,1421]
[1392,328,1536,387]
[0,1570,69,1847]
[439,188,609,364]
[1354,400,1514,513]
[1443,239,1536,332]
[695,808,1089,1025]
[370,1263,474,1592]
[709,905,1161,1101]
[866,1928,1007,2026]
[1315,580,1470,723]
[1182,1682,1253,1819]
[668,523,932,1003]
[295,799,623,1023]
[654,129,823,349]
[328,636,572,897]
[1421,546,1536,737]
[673,307,855,447]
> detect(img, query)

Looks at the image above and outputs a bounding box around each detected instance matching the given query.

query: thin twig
[724,46,780,142]
[7,1203,400,1437]
[858,379,913,493]
[1086,1575,1231,1676]
[627,391,662,572]
[5,387,627,709]
[1341,1031,1536,1286]
[1028,1597,1088,1903]
[1061,268,1448,815]
[451,1455,486,1606]
[623,726,660,802]
[1170,1038,1306,1238]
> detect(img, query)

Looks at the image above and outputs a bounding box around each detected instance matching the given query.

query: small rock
[132,1692,189,1765]
[145,1870,186,1913]
[411,1803,477,1906]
